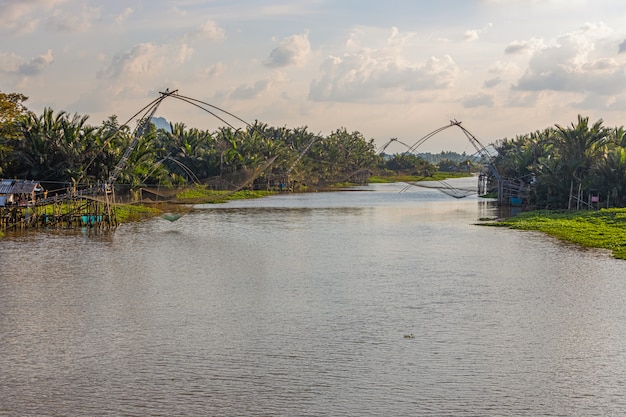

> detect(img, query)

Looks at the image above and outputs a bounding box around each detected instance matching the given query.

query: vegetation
[114,204,161,223]
[3,90,626,257]
[3,89,625,206]
[483,209,626,260]
[491,115,626,209]
[175,186,274,204]
[370,171,471,183]
[0,90,477,197]
[480,115,626,259]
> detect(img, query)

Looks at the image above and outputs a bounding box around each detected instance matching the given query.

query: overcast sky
[2,0,626,152]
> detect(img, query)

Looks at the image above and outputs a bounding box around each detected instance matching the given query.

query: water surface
[1,180,625,416]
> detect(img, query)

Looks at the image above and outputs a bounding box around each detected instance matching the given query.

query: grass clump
[370,171,471,183]
[115,204,160,222]
[485,208,626,260]
[175,186,274,204]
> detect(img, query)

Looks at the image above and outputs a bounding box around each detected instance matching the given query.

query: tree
[385,153,435,176]
[491,115,619,208]
[0,91,29,175]
[554,115,608,184]
[308,128,378,184]
[0,91,28,127]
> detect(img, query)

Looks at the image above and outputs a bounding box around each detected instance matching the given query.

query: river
[1,178,625,416]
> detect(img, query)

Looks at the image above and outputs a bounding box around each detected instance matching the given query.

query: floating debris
[161,213,183,222]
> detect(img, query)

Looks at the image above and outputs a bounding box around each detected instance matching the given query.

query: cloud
[504,38,544,55]
[230,79,271,100]
[506,91,539,108]
[197,62,225,79]
[309,52,458,102]
[20,49,54,75]
[99,41,193,81]
[96,17,220,98]
[483,77,503,88]
[115,7,133,24]
[47,4,101,32]
[0,49,54,76]
[462,92,494,108]
[308,26,459,102]
[0,53,23,74]
[0,0,66,33]
[464,23,493,42]
[513,24,626,95]
[188,19,225,41]
[98,43,164,80]
[265,32,311,68]
[619,39,626,53]
[172,7,187,17]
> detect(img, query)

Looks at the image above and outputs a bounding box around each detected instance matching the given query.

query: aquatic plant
[484,208,626,260]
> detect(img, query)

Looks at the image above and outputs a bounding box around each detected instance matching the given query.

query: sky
[3,0,626,153]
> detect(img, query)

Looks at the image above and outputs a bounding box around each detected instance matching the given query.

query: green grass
[370,172,471,183]
[483,208,626,260]
[115,204,161,222]
[175,186,274,204]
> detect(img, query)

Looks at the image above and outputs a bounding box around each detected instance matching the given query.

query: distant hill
[151,116,171,132]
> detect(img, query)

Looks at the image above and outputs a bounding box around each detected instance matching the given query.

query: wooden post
[568,181,573,210]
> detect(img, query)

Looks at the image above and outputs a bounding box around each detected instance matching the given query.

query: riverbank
[369,172,472,183]
[122,175,472,223]
[115,188,275,222]
[482,208,626,260]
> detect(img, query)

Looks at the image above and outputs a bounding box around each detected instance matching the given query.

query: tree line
[492,115,626,208]
[2,91,475,194]
[0,92,389,193]
[4,91,622,208]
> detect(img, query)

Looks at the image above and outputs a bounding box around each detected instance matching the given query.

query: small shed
[0,179,44,206]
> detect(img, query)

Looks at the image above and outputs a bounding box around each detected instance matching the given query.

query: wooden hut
[0,179,44,207]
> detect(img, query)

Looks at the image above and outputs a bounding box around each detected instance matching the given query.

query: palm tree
[10,108,66,181]
[554,116,608,182]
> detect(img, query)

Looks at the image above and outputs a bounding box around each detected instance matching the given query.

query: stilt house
[0,179,44,207]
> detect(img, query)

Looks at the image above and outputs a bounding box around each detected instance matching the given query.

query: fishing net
[405,180,476,199]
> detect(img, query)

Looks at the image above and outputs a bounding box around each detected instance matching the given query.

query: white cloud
[514,24,626,95]
[310,53,458,102]
[0,52,23,74]
[0,49,54,76]
[307,27,460,102]
[115,7,133,24]
[309,27,458,103]
[265,32,311,68]
[504,38,544,55]
[189,19,225,41]
[99,40,194,81]
[0,0,67,33]
[20,49,54,75]
[483,77,503,88]
[464,23,493,42]
[230,79,271,100]
[94,17,226,101]
[177,43,194,64]
[98,43,164,80]
[172,7,187,17]
[197,62,225,79]
[462,92,494,108]
[47,4,101,32]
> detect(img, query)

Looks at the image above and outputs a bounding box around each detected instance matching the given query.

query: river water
[1,178,625,416]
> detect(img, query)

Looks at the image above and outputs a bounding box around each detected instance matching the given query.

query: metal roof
[0,179,43,194]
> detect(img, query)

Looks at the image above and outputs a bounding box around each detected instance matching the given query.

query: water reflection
[1,181,625,416]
